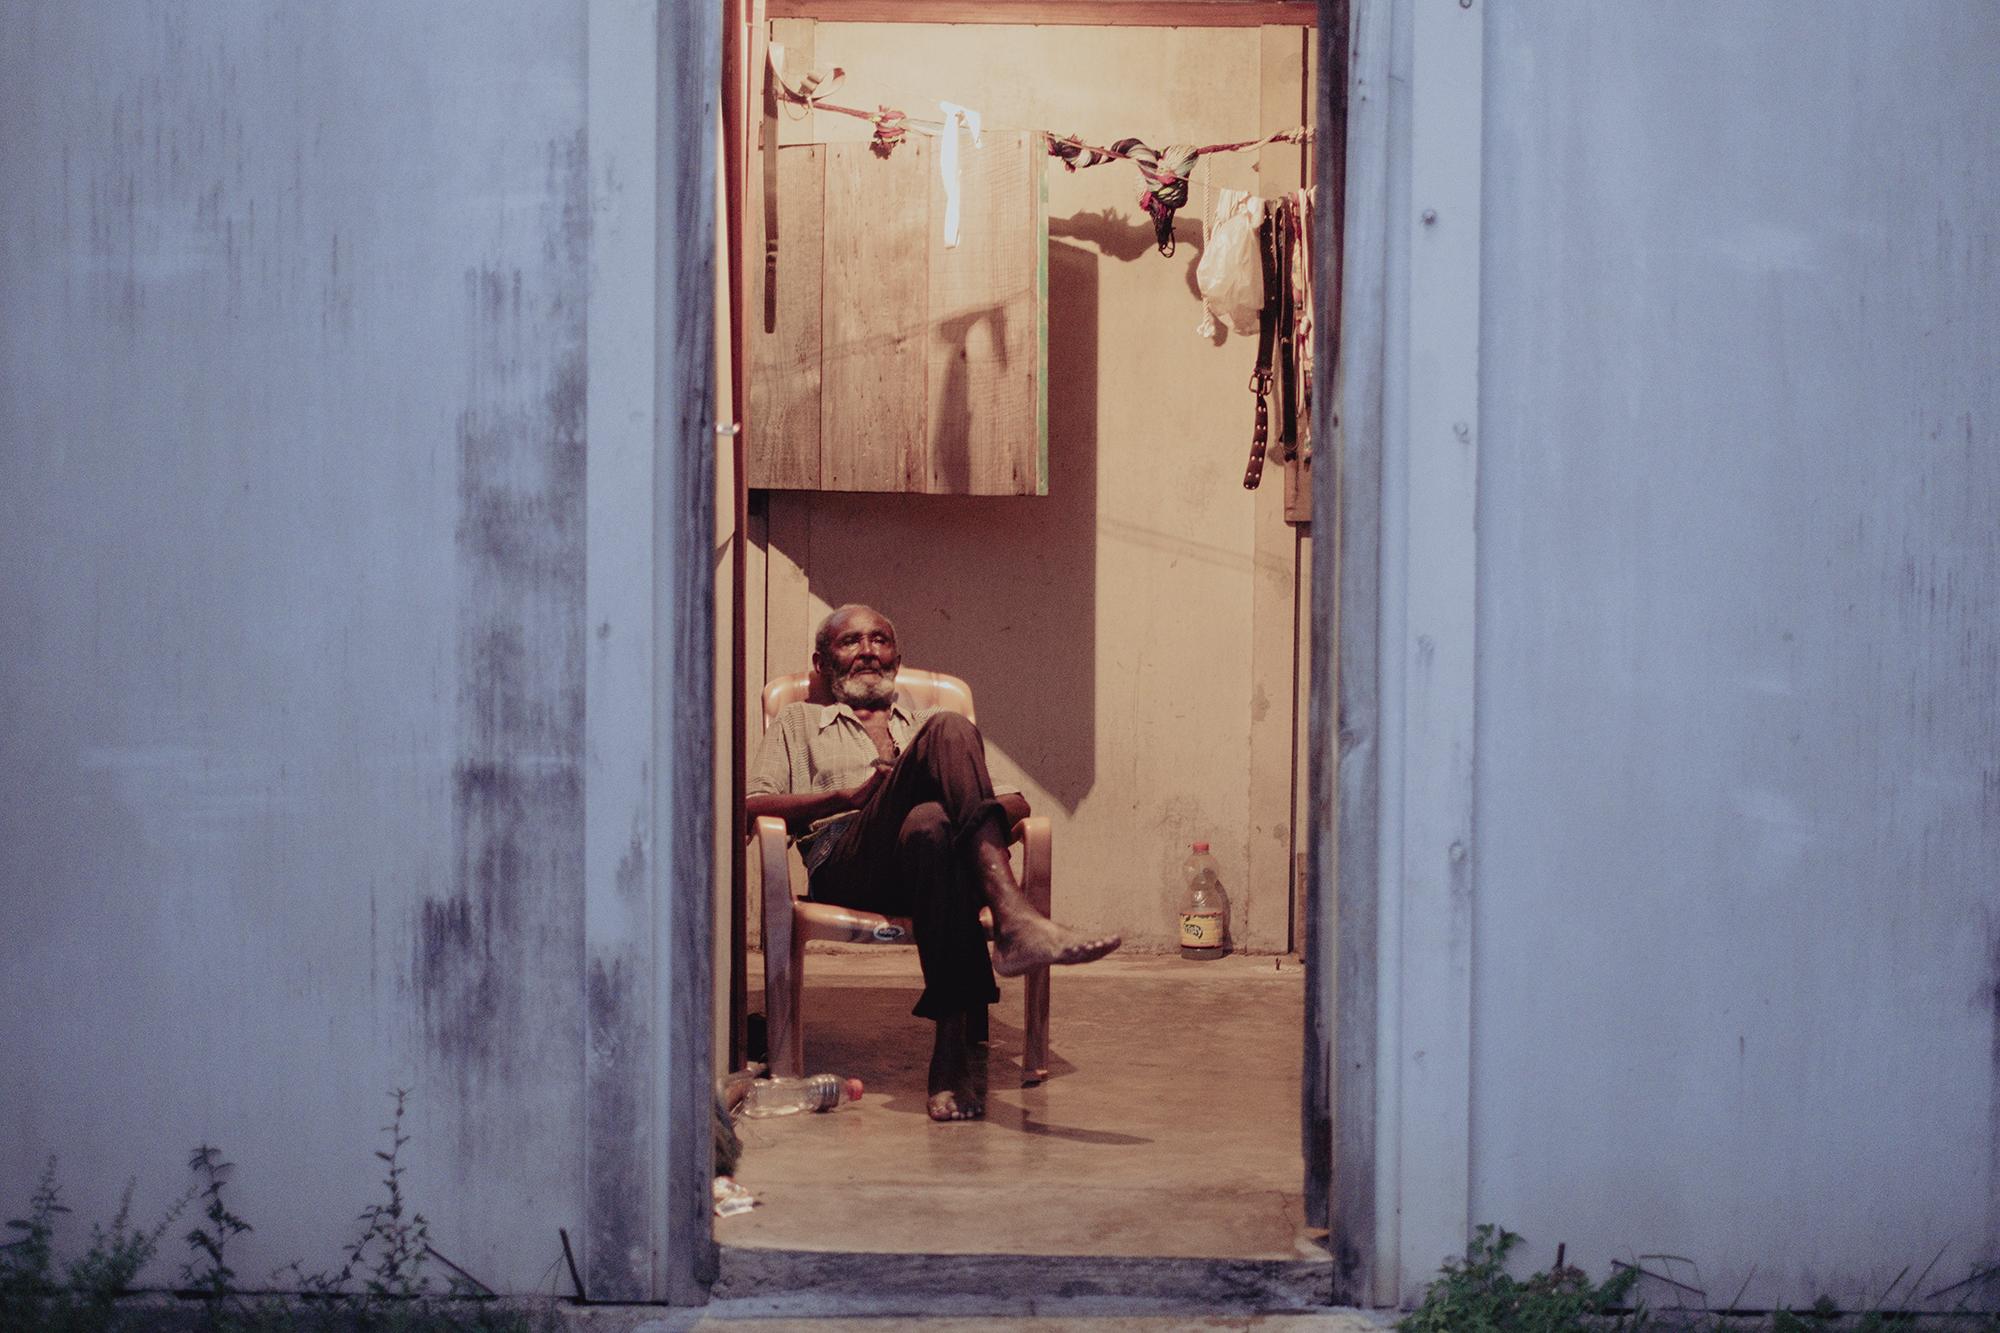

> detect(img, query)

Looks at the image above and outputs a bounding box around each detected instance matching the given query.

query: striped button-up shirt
[748,696,937,802]
[749,696,940,869]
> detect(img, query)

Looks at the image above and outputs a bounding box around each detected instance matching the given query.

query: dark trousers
[807,712,1008,1021]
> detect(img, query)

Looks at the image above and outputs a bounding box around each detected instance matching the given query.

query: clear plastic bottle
[738,1073,865,1119]
[1179,841,1231,960]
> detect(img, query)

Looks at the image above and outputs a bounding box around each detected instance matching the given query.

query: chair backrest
[761,667,976,728]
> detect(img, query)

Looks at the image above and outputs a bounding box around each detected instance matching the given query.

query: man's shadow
[804,980,1152,1145]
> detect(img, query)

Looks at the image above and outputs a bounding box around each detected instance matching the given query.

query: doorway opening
[704,0,1347,1294]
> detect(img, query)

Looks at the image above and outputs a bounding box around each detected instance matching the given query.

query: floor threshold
[711,1243,1341,1314]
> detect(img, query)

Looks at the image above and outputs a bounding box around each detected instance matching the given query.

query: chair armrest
[998,791,1032,829]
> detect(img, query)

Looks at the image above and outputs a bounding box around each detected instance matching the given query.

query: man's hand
[838,758,894,811]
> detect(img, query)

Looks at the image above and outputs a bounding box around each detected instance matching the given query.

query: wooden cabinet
[749,130,1048,494]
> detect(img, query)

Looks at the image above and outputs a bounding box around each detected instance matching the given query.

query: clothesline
[752,54,1320,501]
[774,84,1311,178]
[763,49,1314,255]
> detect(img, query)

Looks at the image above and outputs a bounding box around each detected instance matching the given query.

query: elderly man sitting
[747,604,1120,1121]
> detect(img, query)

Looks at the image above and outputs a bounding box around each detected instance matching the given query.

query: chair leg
[755,818,803,1079]
[1022,966,1050,1086]
[1016,816,1052,1085]
[764,938,804,1080]
[783,912,808,1078]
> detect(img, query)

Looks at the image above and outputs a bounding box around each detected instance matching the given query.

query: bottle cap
[1191,841,1210,852]
[845,1077,865,1102]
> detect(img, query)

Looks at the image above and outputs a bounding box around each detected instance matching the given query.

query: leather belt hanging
[1244,206,1282,489]
[762,56,780,332]
[1273,197,1299,462]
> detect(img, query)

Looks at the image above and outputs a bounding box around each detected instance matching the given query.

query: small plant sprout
[183,1143,253,1301]
[64,1176,191,1312]
[0,1157,68,1322]
[341,1088,436,1301]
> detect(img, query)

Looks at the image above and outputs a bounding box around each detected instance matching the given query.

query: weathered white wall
[0,3,607,1292]
[1458,2,1999,1311]
[751,23,1311,953]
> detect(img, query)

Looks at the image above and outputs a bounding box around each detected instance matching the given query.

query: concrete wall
[748,23,1313,954]
[1455,2,1997,1310]
[0,3,599,1292]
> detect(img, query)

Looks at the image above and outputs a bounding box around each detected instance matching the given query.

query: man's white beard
[833,666,898,706]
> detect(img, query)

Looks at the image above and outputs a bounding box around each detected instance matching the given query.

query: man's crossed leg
[808,712,1121,1121]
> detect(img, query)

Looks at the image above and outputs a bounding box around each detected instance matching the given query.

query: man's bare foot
[991,915,1122,978]
[927,1088,983,1121]
[928,1014,985,1122]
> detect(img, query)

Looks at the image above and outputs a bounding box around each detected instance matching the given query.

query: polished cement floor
[720,949,1317,1262]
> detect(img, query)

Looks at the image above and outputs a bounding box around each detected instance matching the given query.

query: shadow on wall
[779,240,1101,813]
[1050,207,1213,324]
[929,301,1009,495]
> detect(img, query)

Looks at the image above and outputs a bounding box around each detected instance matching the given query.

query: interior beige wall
[748,23,1311,954]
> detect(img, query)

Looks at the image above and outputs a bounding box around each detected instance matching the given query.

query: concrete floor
[720,950,1318,1262]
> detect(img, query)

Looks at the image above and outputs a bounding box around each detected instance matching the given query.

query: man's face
[815,608,900,707]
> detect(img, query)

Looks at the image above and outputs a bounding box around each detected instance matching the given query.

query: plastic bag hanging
[1197,189,1265,336]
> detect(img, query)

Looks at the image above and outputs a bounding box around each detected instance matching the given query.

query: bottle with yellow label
[1179,841,1231,960]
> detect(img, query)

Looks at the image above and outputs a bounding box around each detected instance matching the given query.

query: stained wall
[1461,3,2000,1309]
[0,3,598,1291]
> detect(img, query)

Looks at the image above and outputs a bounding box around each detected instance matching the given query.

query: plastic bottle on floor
[1179,841,1231,960]
[739,1073,865,1119]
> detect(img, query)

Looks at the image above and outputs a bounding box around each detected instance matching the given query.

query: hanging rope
[771,81,1310,258]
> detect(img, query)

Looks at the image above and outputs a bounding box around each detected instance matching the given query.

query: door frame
[618,0,1450,1306]
[580,0,721,1304]
[1320,0,1485,1308]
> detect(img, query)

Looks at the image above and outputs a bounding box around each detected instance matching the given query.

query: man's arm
[745,760,890,835]
[747,781,1028,835]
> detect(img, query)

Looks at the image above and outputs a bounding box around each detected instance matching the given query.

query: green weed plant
[4,1093,551,1333]
[1400,1225,2000,1333]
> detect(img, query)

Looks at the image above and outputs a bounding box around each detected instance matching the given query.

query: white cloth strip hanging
[937,101,983,249]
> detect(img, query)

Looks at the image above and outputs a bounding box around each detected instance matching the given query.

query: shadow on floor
[727,953,1312,1261]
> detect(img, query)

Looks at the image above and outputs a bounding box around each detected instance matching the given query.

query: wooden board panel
[747,145,825,488]
[821,140,929,491]
[926,130,1043,495]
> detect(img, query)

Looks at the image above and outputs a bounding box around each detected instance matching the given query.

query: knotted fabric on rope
[1115,139,1199,257]
[1045,133,1199,257]
[870,106,907,156]
[1046,134,1119,171]
[768,45,844,117]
